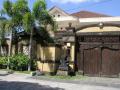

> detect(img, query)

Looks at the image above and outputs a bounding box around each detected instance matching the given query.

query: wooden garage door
[102,48,120,77]
[83,48,101,76]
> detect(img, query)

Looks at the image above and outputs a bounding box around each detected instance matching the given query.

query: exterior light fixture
[67,43,71,48]
[98,22,104,29]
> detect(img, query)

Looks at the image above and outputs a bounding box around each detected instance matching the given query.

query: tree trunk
[0,45,2,56]
[7,30,12,70]
[1,46,6,56]
[28,28,34,71]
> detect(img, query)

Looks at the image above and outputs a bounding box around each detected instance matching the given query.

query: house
[1,6,120,77]
[44,6,120,77]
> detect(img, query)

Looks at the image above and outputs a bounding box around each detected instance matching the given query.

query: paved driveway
[0,73,120,90]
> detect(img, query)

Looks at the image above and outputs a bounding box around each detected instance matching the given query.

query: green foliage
[0,9,5,16]
[13,0,30,14]
[0,21,6,45]
[0,56,8,69]
[0,17,11,46]
[33,0,46,19]
[10,53,29,71]
[12,0,30,25]
[1,0,56,71]
[0,54,37,71]
[0,56,8,66]
[3,0,13,17]
[23,12,34,32]
[3,0,30,26]
[36,74,86,80]
[38,27,54,43]
[2,0,55,41]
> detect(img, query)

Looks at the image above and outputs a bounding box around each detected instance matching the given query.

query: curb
[31,76,120,88]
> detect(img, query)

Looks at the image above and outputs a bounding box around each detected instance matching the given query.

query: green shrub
[0,56,7,65]
[10,53,29,71]
[0,53,36,71]
[0,56,8,69]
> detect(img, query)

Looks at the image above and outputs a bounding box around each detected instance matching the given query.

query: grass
[0,69,8,71]
[0,69,87,80]
[37,74,87,81]
[15,71,32,74]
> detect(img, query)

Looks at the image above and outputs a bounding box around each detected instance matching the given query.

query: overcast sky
[0,0,119,16]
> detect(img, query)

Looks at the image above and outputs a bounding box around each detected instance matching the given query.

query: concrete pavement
[0,73,120,90]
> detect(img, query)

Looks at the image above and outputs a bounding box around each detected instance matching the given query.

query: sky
[0,0,120,16]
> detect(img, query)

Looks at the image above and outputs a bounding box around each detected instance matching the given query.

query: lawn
[34,74,88,81]
[15,71,32,74]
[0,69,87,80]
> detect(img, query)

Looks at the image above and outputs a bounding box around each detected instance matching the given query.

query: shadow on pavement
[0,81,64,90]
[0,74,9,76]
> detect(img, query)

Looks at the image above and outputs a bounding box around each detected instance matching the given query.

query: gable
[49,6,69,17]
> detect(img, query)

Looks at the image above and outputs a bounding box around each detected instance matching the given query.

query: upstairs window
[53,15,55,17]
[58,14,60,17]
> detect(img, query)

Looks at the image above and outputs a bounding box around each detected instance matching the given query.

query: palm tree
[27,0,55,71]
[3,0,31,70]
[0,9,7,56]
[2,0,55,71]
[0,14,13,69]
[0,17,6,56]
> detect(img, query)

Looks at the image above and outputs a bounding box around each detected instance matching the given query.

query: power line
[65,0,113,12]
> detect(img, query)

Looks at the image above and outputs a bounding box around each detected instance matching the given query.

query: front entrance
[83,47,120,77]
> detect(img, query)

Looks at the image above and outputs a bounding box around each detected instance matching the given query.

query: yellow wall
[37,44,61,73]
[37,45,62,61]
[70,43,75,62]
[77,26,120,33]
[56,47,62,60]
[37,62,56,72]
[70,43,75,69]
[37,45,56,60]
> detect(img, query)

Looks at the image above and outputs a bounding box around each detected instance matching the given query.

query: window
[53,15,55,17]
[58,14,60,17]
[60,27,63,30]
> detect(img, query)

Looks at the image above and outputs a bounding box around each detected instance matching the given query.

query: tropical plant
[10,53,29,71]
[0,56,8,69]
[2,0,55,71]
[0,18,6,46]
[0,10,14,68]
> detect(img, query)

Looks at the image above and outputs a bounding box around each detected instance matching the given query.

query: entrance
[83,47,120,77]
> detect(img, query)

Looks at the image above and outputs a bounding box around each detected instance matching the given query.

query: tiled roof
[71,10,109,18]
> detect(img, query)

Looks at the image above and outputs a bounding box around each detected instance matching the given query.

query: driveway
[0,73,120,90]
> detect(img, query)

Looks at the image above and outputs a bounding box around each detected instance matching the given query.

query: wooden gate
[77,35,120,77]
[83,47,120,77]
[83,48,101,76]
[102,48,120,77]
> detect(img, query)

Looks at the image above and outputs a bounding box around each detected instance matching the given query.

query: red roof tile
[71,10,109,18]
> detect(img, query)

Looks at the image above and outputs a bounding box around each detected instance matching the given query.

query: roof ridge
[71,10,110,18]
[71,10,109,16]
[49,6,110,18]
